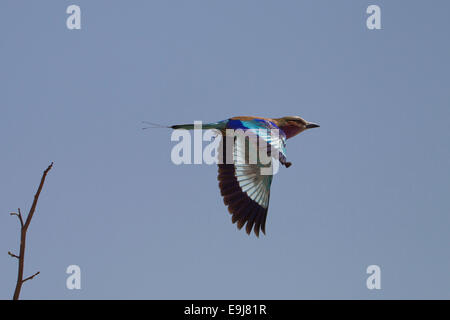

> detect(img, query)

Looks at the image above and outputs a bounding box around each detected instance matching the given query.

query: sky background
[1,0,450,299]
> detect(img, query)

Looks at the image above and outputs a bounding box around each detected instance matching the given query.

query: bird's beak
[306,122,320,129]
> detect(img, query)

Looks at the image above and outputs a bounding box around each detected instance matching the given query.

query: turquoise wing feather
[226,119,287,163]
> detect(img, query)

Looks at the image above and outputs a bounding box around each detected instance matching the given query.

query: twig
[8,251,20,259]
[10,209,24,228]
[10,162,53,300]
[23,271,40,283]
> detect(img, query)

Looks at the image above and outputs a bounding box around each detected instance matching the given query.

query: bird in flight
[170,116,319,237]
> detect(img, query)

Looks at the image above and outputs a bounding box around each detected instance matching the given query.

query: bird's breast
[279,125,303,139]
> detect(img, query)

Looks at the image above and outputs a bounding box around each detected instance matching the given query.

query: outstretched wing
[217,126,275,236]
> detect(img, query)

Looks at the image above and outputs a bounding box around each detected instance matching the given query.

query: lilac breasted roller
[170,116,319,237]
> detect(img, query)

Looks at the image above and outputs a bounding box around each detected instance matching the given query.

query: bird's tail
[171,123,196,130]
[171,120,227,130]
[142,120,227,130]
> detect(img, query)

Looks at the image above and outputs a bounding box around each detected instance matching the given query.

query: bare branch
[8,251,20,259]
[10,209,24,228]
[17,208,24,227]
[10,162,53,300]
[23,162,53,231]
[22,271,40,283]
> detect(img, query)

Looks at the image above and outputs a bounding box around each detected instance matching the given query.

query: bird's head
[275,116,320,139]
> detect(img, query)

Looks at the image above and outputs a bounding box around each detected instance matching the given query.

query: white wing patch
[233,135,272,209]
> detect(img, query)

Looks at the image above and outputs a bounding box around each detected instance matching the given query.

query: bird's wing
[217,128,274,236]
[227,119,287,163]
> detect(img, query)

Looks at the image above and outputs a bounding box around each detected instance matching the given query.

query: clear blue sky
[1,0,449,299]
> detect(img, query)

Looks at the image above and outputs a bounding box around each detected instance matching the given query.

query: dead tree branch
[10,162,53,300]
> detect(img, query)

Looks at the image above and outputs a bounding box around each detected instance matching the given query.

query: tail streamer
[141,121,170,130]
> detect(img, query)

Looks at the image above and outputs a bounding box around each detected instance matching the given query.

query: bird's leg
[278,153,292,168]
[264,144,292,168]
